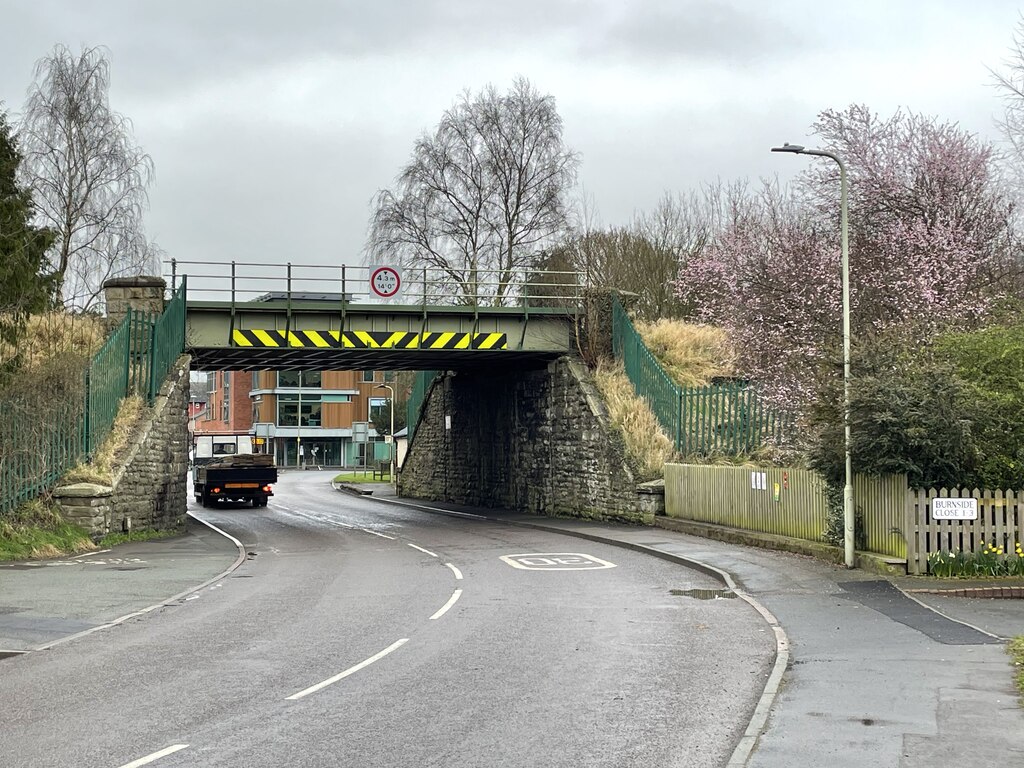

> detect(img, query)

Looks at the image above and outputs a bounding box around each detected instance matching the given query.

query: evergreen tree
[0,108,54,357]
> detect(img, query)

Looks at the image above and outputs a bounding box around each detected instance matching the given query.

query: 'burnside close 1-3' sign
[931,498,979,520]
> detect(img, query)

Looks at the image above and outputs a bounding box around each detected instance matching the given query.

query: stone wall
[400,358,653,524]
[103,276,166,328]
[55,356,191,537]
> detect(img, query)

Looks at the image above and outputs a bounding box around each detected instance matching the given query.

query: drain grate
[670,588,736,600]
[0,606,27,615]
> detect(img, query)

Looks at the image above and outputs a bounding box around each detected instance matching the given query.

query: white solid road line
[407,543,438,557]
[117,744,189,767]
[445,562,464,580]
[286,639,410,701]
[430,589,463,620]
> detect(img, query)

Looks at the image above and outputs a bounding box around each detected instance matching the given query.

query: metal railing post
[229,261,237,342]
[340,265,348,330]
[286,262,293,339]
[83,368,92,458]
[147,317,159,404]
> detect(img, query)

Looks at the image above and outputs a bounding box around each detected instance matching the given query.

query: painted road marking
[361,528,396,540]
[117,744,189,767]
[430,589,463,620]
[74,549,110,558]
[445,562,464,580]
[500,553,617,571]
[286,638,409,700]
[407,543,438,558]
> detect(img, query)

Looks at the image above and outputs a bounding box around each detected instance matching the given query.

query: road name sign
[931,497,978,520]
[499,553,616,571]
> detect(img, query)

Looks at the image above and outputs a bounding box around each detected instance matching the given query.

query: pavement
[2,480,1022,766]
[0,515,242,653]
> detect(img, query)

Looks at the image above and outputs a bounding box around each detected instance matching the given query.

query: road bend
[0,470,774,768]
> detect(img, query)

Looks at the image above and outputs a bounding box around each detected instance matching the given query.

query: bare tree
[18,45,159,311]
[368,78,580,306]
[542,183,745,322]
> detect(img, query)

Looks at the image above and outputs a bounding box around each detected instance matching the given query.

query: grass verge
[1009,636,1024,702]
[0,498,94,561]
[333,471,388,483]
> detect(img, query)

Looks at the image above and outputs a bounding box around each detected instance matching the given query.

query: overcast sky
[2,0,1023,283]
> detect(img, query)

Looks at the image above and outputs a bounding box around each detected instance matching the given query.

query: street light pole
[772,143,855,568]
[376,383,396,490]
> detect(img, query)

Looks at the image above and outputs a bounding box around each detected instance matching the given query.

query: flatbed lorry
[193,454,277,507]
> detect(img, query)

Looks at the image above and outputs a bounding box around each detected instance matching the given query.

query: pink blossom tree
[677,105,1017,417]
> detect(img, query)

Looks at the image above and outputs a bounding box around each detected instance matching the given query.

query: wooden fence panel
[855,473,907,558]
[666,464,908,557]
[904,488,1024,574]
[665,464,830,541]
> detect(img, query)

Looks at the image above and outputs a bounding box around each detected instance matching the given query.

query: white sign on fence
[750,471,767,491]
[931,497,979,520]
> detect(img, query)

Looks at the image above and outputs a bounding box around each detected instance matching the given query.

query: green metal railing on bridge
[168,259,584,311]
[611,294,788,456]
[0,281,187,516]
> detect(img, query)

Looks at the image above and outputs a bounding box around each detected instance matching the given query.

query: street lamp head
[771,143,805,154]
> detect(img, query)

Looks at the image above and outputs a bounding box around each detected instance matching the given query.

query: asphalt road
[0,471,774,768]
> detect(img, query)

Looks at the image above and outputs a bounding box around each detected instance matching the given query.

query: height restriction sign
[369,266,402,299]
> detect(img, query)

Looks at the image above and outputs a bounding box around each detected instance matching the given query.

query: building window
[362,370,376,383]
[222,372,231,421]
[278,371,322,388]
[277,394,322,427]
[369,397,388,421]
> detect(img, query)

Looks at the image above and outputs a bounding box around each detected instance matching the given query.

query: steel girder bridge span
[168,260,582,372]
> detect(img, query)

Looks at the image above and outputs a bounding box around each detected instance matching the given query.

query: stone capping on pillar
[53,482,115,535]
[636,479,666,521]
[103,275,167,328]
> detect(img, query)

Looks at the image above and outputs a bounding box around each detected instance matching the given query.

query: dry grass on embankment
[593,359,675,481]
[62,395,148,486]
[0,311,106,372]
[634,318,736,388]
[604,316,783,471]
[0,313,113,560]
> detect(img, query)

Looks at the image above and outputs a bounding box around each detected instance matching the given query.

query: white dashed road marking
[407,543,438,558]
[445,563,463,580]
[286,639,409,700]
[117,744,189,767]
[430,589,463,620]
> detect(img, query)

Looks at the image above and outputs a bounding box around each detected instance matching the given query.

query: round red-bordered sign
[370,266,402,298]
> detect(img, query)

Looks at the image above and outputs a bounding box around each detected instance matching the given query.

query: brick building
[195,369,392,468]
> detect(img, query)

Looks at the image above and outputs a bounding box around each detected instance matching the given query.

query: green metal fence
[0,280,187,516]
[407,370,439,443]
[611,294,788,456]
[147,280,186,402]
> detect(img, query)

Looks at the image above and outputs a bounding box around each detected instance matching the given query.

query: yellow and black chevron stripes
[232,329,507,350]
